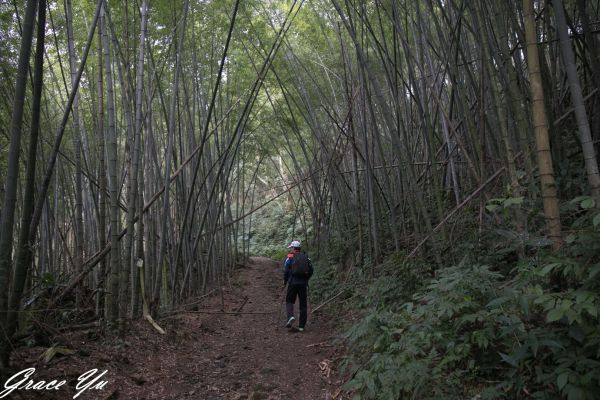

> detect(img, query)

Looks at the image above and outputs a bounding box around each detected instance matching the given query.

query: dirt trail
[10,257,342,400]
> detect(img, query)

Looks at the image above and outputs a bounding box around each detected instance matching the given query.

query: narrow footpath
[11,257,342,400]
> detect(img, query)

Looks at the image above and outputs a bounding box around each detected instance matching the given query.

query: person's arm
[283,257,291,285]
[308,257,314,279]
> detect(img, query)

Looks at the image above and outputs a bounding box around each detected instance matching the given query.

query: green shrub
[344,264,505,399]
[342,199,600,399]
[241,197,314,258]
[269,248,289,262]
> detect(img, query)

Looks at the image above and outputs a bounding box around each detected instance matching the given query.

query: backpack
[290,252,311,278]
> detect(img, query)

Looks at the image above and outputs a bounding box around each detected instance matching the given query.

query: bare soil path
[10,257,342,400]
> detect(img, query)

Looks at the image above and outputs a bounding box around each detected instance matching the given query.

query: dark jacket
[283,249,313,286]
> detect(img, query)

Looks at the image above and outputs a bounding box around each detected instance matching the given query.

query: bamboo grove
[0,0,599,382]
[282,0,600,267]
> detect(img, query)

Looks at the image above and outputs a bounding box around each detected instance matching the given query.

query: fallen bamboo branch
[553,88,598,126]
[144,314,166,335]
[235,296,249,312]
[168,310,272,316]
[57,321,99,332]
[311,289,346,314]
[173,289,218,310]
[138,259,166,335]
[306,341,334,348]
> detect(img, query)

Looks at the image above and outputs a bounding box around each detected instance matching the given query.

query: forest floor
[10,257,345,400]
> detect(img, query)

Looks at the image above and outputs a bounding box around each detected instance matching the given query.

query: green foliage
[342,201,600,399]
[241,196,312,258]
[486,196,525,212]
[344,264,504,399]
[270,248,289,262]
[357,254,427,312]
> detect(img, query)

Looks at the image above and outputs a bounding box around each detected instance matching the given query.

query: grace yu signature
[0,367,108,399]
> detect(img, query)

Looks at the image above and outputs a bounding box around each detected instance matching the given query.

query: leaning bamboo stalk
[408,167,507,258]
[0,2,39,358]
[28,0,103,243]
[552,0,600,195]
[311,289,346,314]
[5,0,48,357]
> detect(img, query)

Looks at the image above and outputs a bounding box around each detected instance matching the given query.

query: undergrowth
[335,197,600,399]
[241,197,313,259]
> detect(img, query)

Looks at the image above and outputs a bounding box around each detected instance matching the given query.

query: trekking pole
[274,284,286,329]
[307,285,310,315]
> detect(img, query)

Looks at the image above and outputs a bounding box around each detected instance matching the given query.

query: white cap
[287,240,301,248]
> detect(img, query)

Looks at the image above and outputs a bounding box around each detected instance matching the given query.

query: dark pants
[286,284,308,328]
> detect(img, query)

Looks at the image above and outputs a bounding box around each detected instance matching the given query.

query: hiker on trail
[283,240,313,331]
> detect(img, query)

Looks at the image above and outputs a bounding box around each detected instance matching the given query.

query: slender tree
[4,0,46,371]
[552,0,600,195]
[523,0,563,249]
[96,0,107,318]
[65,0,85,301]
[102,1,120,325]
[121,0,149,333]
[0,0,38,375]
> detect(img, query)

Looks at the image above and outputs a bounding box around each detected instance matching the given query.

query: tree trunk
[96,0,106,319]
[65,0,85,305]
[552,0,600,195]
[102,2,120,325]
[153,0,190,313]
[0,0,38,376]
[4,0,46,372]
[121,0,149,335]
[523,0,563,249]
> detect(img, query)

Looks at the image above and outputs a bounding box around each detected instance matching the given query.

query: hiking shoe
[285,316,295,328]
[298,327,305,332]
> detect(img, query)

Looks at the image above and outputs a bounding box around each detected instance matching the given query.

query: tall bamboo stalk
[523,0,563,249]
[0,0,38,375]
[552,0,600,195]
